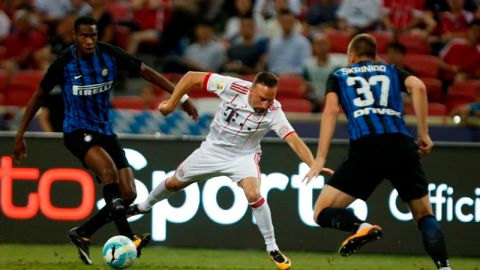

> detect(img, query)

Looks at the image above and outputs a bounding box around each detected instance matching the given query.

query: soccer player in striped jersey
[127,71,333,270]
[303,33,452,270]
[12,16,198,265]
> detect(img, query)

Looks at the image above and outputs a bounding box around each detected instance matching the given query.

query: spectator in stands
[254,0,302,19]
[303,32,347,112]
[305,0,339,30]
[383,42,414,73]
[439,19,480,84]
[182,20,225,72]
[267,9,311,75]
[125,0,167,55]
[88,0,114,43]
[258,0,302,40]
[223,16,268,75]
[382,0,436,36]
[0,9,11,44]
[0,9,47,75]
[438,0,474,42]
[69,0,92,17]
[424,0,479,21]
[336,0,382,35]
[223,0,255,42]
[34,0,72,27]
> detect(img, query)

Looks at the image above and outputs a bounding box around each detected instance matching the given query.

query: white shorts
[175,146,261,183]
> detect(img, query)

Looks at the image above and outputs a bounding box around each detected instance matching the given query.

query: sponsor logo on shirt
[72,81,113,96]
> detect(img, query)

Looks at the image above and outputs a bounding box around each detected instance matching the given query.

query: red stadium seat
[404,102,447,116]
[446,92,477,113]
[111,96,147,110]
[397,33,431,54]
[325,31,351,53]
[0,69,8,94]
[4,70,44,106]
[277,75,305,99]
[278,98,313,113]
[420,77,444,103]
[0,93,4,105]
[114,25,131,50]
[449,80,480,96]
[0,46,6,62]
[368,31,393,54]
[106,1,131,22]
[404,54,440,78]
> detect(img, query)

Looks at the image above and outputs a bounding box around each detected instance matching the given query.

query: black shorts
[327,133,428,202]
[64,129,130,170]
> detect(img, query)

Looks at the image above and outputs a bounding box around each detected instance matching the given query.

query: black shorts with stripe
[327,133,428,202]
[64,129,130,171]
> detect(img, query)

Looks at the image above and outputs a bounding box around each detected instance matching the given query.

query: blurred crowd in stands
[0,0,479,127]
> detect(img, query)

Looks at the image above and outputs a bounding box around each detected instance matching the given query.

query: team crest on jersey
[215,81,225,91]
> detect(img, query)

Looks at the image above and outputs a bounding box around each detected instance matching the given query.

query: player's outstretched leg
[316,207,382,256]
[127,177,174,217]
[68,227,92,265]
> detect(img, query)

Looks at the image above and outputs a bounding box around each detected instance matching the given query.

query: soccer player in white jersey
[127,71,333,270]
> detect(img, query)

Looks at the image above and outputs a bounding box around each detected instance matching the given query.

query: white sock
[138,178,173,211]
[357,222,373,232]
[438,267,452,270]
[251,198,278,252]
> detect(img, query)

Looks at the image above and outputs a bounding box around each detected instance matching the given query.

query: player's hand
[158,100,176,116]
[417,133,433,155]
[13,136,27,165]
[181,99,199,121]
[302,159,333,185]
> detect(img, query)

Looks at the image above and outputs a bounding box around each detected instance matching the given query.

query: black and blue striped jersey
[40,42,142,135]
[327,61,412,141]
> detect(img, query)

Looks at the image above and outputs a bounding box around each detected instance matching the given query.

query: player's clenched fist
[158,100,176,116]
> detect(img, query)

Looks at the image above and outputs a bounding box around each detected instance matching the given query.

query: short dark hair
[253,72,279,88]
[348,33,377,59]
[387,42,406,55]
[74,16,97,32]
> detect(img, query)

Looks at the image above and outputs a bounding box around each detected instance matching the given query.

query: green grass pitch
[0,244,479,270]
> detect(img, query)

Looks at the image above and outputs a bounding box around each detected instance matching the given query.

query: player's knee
[165,178,183,192]
[98,168,118,184]
[245,191,261,204]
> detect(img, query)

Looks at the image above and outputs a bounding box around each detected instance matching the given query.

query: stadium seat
[5,70,44,106]
[277,75,305,99]
[106,1,131,22]
[0,46,6,62]
[404,102,447,116]
[404,54,440,78]
[114,25,131,50]
[278,98,312,113]
[111,96,147,110]
[0,92,4,105]
[445,92,477,113]
[420,77,444,103]
[368,31,393,54]
[449,80,480,96]
[0,69,7,94]
[397,32,431,54]
[325,31,351,53]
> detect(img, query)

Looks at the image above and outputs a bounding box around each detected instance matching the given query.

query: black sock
[316,207,363,233]
[418,215,450,268]
[77,206,112,238]
[103,183,134,239]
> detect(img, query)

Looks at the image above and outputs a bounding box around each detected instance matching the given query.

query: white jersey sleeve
[202,73,252,102]
[269,102,296,139]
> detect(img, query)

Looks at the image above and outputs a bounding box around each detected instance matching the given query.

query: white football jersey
[200,73,295,156]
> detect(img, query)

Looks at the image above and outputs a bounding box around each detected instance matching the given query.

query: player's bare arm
[158,71,208,116]
[405,76,433,155]
[13,89,47,164]
[140,63,199,121]
[303,91,340,184]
